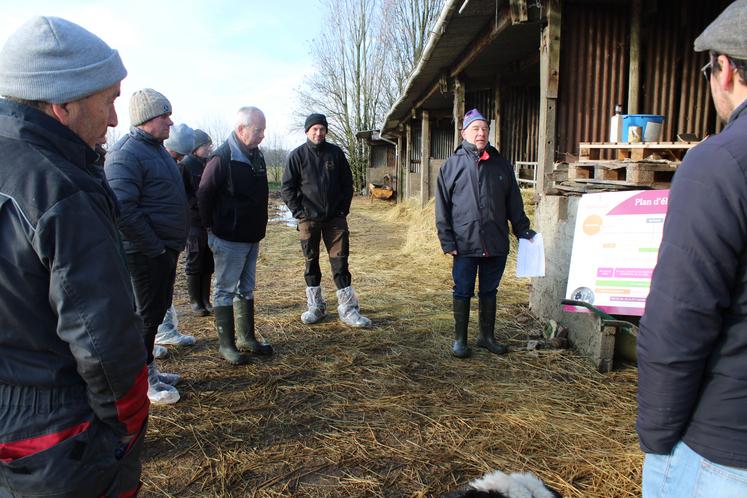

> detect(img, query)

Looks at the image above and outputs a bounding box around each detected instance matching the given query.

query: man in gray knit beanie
[105,88,189,406]
[0,16,148,497]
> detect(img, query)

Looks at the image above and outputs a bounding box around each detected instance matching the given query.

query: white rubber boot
[336,286,371,328]
[301,285,327,324]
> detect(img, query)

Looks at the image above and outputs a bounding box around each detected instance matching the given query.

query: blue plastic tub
[622,114,665,142]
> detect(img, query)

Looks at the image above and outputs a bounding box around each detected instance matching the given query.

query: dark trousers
[451,255,508,300]
[298,216,351,289]
[126,249,178,363]
[184,227,214,276]
[0,384,146,497]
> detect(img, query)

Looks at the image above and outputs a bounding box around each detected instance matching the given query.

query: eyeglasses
[701,60,712,82]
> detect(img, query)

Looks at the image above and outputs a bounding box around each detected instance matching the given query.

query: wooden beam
[396,134,404,203]
[405,122,413,200]
[420,110,431,208]
[493,76,502,150]
[509,0,528,23]
[537,0,561,195]
[628,0,641,114]
[449,7,512,78]
[414,80,441,111]
[453,77,465,148]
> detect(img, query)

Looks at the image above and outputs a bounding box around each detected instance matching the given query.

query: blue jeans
[451,255,508,300]
[643,441,747,498]
[208,233,259,306]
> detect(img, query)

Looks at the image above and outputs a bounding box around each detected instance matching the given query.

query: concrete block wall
[529,194,615,371]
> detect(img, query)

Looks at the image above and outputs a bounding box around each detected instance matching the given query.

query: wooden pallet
[579,141,699,162]
[568,160,678,186]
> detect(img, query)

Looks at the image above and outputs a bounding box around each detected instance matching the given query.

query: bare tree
[294,0,444,190]
[262,132,289,185]
[196,114,233,147]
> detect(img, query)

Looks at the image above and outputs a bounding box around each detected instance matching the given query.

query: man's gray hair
[235,106,264,128]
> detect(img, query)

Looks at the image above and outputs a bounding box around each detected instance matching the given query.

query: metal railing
[514,161,538,187]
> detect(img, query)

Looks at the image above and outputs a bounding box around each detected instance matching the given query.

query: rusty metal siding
[430,127,453,159]
[641,0,728,139]
[410,128,421,173]
[558,2,629,158]
[466,88,495,118]
[500,85,539,165]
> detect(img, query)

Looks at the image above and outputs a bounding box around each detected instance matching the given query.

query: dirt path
[141,196,640,497]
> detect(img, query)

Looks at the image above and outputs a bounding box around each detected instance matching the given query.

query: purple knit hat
[463,108,488,129]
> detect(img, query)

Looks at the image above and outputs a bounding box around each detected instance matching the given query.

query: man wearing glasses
[637,1,747,496]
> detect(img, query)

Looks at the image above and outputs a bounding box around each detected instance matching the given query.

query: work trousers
[0,383,146,497]
[126,249,178,364]
[451,255,508,300]
[184,227,214,276]
[298,216,351,289]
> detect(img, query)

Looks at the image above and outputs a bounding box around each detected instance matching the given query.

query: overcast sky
[0,0,324,147]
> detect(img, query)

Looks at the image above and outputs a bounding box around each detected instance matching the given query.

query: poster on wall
[564,189,669,317]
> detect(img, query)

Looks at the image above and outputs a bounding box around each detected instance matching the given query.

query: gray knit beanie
[164,124,195,156]
[192,129,212,151]
[129,88,172,126]
[0,16,127,103]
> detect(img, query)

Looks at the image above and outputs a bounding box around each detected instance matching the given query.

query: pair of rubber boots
[187,274,213,316]
[213,299,272,365]
[301,285,371,328]
[452,296,507,358]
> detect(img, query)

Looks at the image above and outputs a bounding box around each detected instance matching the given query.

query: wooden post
[537,0,560,195]
[396,134,404,203]
[405,122,413,200]
[493,76,502,150]
[420,110,431,208]
[453,77,465,149]
[627,0,641,114]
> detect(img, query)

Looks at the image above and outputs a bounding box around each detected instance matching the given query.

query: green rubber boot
[213,306,249,365]
[476,296,508,355]
[452,297,471,358]
[235,299,273,355]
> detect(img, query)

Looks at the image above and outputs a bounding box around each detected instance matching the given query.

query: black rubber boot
[213,306,249,365]
[201,273,213,314]
[234,299,273,355]
[452,297,471,358]
[188,274,208,316]
[476,296,508,355]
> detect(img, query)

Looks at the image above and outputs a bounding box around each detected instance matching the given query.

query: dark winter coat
[197,132,269,243]
[281,140,354,222]
[104,127,188,257]
[181,153,207,228]
[0,100,149,453]
[637,100,747,468]
[435,142,534,257]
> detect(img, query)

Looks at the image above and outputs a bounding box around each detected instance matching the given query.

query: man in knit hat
[281,113,372,328]
[197,107,273,365]
[105,89,189,405]
[156,123,198,347]
[0,16,148,496]
[436,109,535,359]
[181,129,215,316]
[637,1,747,495]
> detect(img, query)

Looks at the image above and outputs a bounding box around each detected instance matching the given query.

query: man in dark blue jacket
[197,106,273,365]
[0,16,149,496]
[436,109,535,359]
[105,88,188,405]
[637,1,747,495]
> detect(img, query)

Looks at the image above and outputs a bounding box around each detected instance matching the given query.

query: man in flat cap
[105,89,188,405]
[181,129,215,316]
[0,16,148,496]
[436,109,535,359]
[198,106,273,365]
[281,113,372,328]
[637,1,747,495]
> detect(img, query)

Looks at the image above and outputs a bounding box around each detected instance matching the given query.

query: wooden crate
[568,160,678,187]
[579,141,699,162]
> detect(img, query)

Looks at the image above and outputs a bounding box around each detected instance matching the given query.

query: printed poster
[564,189,669,316]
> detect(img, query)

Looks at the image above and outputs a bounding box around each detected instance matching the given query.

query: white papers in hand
[516,233,545,278]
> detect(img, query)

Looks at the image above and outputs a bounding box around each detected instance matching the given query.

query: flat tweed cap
[694,0,747,59]
[0,16,127,103]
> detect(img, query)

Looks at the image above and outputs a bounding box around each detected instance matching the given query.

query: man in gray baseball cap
[0,16,149,496]
[637,1,747,496]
